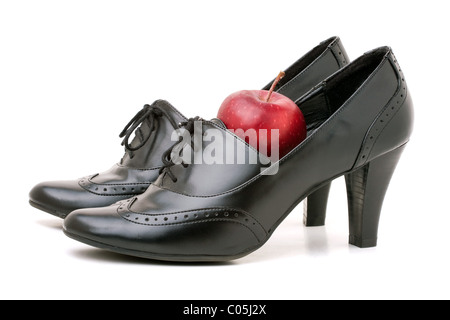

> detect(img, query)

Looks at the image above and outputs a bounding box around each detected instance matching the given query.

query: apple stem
[266,71,285,102]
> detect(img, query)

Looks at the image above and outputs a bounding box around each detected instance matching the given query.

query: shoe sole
[29,200,69,219]
[63,229,256,262]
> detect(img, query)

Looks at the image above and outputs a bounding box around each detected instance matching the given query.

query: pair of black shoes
[29,37,414,262]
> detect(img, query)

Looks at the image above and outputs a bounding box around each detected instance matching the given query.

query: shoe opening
[297,47,390,134]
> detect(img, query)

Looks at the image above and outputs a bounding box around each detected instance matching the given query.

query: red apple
[217,72,306,158]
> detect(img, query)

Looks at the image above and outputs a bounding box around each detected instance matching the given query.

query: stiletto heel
[345,145,406,248]
[303,182,332,227]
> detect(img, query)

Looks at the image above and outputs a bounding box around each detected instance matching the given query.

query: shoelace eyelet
[159,117,201,183]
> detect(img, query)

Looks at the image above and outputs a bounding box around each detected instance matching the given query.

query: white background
[1,0,448,300]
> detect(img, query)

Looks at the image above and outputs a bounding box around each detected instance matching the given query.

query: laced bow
[119,103,179,159]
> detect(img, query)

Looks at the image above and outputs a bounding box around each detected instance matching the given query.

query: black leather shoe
[64,46,413,262]
[30,36,349,219]
[29,100,187,218]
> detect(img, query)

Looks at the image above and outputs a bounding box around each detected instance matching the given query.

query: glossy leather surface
[64,47,414,261]
[31,37,348,218]
[29,100,187,218]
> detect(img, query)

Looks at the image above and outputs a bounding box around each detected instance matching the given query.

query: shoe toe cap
[63,206,130,247]
[63,205,263,261]
[29,180,86,217]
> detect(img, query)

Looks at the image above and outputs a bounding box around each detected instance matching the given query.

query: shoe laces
[159,117,202,183]
[119,102,179,159]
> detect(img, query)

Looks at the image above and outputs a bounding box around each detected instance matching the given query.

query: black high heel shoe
[30,36,348,218]
[64,46,413,262]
